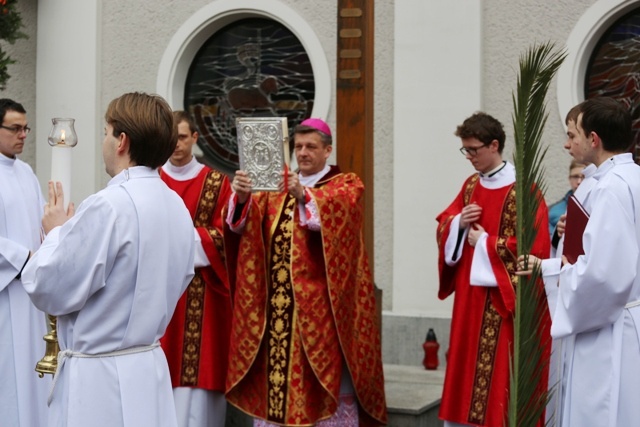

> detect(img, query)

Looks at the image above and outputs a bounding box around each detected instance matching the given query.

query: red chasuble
[224,167,387,426]
[159,166,233,391]
[436,174,551,427]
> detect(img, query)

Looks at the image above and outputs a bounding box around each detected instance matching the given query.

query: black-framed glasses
[459,144,488,156]
[0,125,31,135]
[569,174,585,181]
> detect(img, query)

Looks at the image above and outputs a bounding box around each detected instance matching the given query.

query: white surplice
[542,154,640,427]
[542,162,598,426]
[0,154,49,427]
[22,166,195,427]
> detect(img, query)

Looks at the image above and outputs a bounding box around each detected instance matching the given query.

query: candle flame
[61,130,66,143]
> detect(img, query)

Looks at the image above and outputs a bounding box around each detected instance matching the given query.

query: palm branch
[509,42,566,427]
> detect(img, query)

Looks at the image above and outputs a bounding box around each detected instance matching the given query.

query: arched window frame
[557,0,639,122]
[156,0,331,120]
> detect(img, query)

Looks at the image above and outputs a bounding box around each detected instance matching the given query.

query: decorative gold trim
[179,169,224,385]
[265,195,297,423]
[180,273,205,385]
[468,301,502,425]
[340,49,362,59]
[340,8,363,17]
[339,28,362,38]
[467,182,516,424]
[339,70,362,80]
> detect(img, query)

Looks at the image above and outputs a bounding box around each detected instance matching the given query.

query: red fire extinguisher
[422,328,440,370]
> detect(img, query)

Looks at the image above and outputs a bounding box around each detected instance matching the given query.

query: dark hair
[455,112,506,153]
[579,97,632,153]
[293,124,332,146]
[565,102,584,125]
[105,92,177,168]
[0,98,26,123]
[173,110,197,134]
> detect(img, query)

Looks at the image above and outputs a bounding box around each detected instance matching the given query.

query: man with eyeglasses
[0,98,49,426]
[436,112,551,427]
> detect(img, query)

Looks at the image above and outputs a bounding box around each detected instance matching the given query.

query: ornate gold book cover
[236,117,290,191]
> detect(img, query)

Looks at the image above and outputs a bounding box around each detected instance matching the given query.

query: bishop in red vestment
[436,112,551,427]
[224,119,387,427]
[160,111,233,427]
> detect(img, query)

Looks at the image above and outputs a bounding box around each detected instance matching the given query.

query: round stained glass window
[585,9,640,158]
[184,17,315,174]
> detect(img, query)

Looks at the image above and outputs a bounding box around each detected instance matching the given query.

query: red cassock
[160,166,233,391]
[436,174,551,427]
[224,167,387,426]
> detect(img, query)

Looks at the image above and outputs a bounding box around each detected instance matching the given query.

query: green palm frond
[509,42,566,427]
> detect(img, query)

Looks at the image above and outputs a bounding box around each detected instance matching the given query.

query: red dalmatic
[160,166,233,391]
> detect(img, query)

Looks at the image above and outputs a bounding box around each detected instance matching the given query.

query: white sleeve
[540,258,562,314]
[0,237,30,292]
[443,214,468,266]
[553,186,637,338]
[193,228,210,268]
[298,190,321,231]
[469,232,498,287]
[21,196,114,315]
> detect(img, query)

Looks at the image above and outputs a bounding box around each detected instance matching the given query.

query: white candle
[51,143,71,211]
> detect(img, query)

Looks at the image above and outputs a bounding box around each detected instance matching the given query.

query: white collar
[161,156,204,181]
[108,166,159,186]
[478,162,515,189]
[299,164,331,187]
[0,152,16,167]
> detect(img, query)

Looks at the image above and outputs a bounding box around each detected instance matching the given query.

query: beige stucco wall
[483,0,599,206]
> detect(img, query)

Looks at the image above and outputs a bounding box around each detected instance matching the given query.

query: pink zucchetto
[300,118,332,137]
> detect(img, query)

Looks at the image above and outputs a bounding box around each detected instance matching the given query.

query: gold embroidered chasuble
[224,168,387,426]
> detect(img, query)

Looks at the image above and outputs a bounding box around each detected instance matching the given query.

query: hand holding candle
[48,118,77,212]
[42,181,75,234]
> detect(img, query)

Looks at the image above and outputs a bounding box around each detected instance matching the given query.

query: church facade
[1,0,636,364]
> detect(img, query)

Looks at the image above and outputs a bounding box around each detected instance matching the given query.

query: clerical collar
[480,161,506,178]
[582,163,596,179]
[299,164,331,187]
[162,156,203,180]
[0,152,16,166]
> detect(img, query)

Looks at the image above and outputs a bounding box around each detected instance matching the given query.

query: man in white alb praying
[22,92,196,427]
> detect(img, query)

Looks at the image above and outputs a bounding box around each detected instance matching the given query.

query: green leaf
[509,42,566,427]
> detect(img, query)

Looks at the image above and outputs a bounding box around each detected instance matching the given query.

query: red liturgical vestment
[436,168,551,427]
[160,166,233,391]
[224,167,387,426]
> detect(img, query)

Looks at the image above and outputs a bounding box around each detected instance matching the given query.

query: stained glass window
[184,17,315,174]
[585,9,640,159]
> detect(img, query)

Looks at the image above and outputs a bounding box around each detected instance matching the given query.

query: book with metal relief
[236,117,290,191]
[562,195,589,264]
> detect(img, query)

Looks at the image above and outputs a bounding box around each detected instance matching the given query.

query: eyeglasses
[459,145,488,156]
[569,174,584,181]
[0,125,31,135]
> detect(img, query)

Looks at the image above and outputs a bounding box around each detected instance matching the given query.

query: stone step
[384,364,444,427]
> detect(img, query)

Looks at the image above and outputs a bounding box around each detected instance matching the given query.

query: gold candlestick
[35,314,60,377]
[35,118,78,377]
